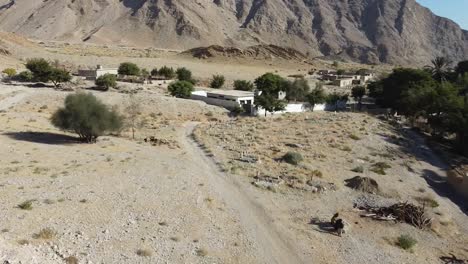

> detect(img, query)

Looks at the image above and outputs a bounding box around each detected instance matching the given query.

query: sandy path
[0,87,30,111]
[181,122,306,264]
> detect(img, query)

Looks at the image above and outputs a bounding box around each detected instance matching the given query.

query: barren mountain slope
[0,0,467,65]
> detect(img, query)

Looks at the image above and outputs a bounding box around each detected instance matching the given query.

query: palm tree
[425,56,451,82]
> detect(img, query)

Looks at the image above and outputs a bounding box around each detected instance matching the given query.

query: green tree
[118,62,140,76]
[285,78,310,102]
[307,85,326,111]
[254,73,287,116]
[336,69,345,76]
[351,85,366,110]
[26,58,52,82]
[151,68,158,76]
[157,66,176,79]
[425,56,451,82]
[210,75,225,89]
[168,81,194,98]
[95,74,117,91]
[233,80,254,91]
[141,68,150,79]
[456,60,468,76]
[2,68,16,77]
[15,71,34,82]
[51,92,123,143]
[326,92,348,111]
[49,68,72,87]
[176,67,195,83]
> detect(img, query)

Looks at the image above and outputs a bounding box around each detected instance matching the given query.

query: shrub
[282,152,303,165]
[49,68,72,87]
[51,92,123,143]
[25,58,52,82]
[136,249,152,257]
[234,80,254,91]
[231,106,244,116]
[118,62,140,76]
[18,200,33,210]
[15,71,34,82]
[150,68,158,76]
[157,66,176,79]
[415,196,439,208]
[351,166,364,173]
[397,234,417,250]
[95,74,117,91]
[168,81,194,98]
[370,162,391,175]
[210,75,225,88]
[2,68,16,77]
[33,228,56,240]
[176,67,195,83]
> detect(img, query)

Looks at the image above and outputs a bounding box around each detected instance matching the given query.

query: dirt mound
[345,176,380,194]
[183,45,308,61]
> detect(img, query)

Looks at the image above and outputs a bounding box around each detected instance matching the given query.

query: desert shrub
[95,74,117,91]
[397,234,417,250]
[33,228,56,240]
[51,92,123,143]
[26,58,52,82]
[349,134,361,140]
[282,152,303,165]
[2,68,16,77]
[234,80,255,91]
[136,249,152,257]
[157,66,176,79]
[49,68,71,87]
[210,75,225,88]
[351,166,364,173]
[231,105,244,116]
[370,162,391,175]
[415,196,439,208]
[150,68,158,76]
[176,67,195,83]
[18,200,33,210]
[118,62,140,76]
[15,71,34,82]
[168,81,194,98]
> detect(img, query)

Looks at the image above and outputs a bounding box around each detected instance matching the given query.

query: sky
[416,0,468,29]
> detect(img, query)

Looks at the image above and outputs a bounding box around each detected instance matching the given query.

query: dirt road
[182,122,306,264]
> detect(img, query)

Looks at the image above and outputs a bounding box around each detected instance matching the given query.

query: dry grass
[33,228,56,240]
[136,249,152,257]
[64,256,79,264]
[196,248,208,257]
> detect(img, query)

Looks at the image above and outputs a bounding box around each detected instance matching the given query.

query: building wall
[190,94,244,109]
[96,69,118,78]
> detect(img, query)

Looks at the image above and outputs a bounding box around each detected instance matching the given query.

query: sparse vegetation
[33,228,56,240]
[168,80,194,98]
[397,234,417,250]
[136,249,152,257]
[18,200,33,210]
[2,68,16,77]
[234,80,254,91]
[95,74,117,91]
[415,196,439,208]
[118,62,140,76]
[351,165,364,173]
[51,92,123,143]
[64,256,79,264]
[176,67,195,84]
[196,248,208,257]
[370,162,391,175]
[210,75,225,88]
[282,152,303,165]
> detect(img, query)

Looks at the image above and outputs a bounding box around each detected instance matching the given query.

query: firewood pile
[357,202,432,229]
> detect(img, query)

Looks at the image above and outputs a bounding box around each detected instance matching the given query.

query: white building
[78,65,118,80]
[333,78,354,87]
[191,90,255,113]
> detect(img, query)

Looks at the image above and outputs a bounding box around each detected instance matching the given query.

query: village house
[191,90,255,114]
[333,77,354,87]
[78,65,118,80]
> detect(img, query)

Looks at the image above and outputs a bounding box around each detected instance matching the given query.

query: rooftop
[205,90,254,97]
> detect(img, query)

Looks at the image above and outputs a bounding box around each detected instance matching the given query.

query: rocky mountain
[0,0,467,65]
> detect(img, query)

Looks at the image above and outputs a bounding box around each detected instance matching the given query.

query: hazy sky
[416,0,468,29]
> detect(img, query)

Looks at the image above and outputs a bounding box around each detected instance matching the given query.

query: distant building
[78,65,118,80]
[191,90,255,114]
[333,78,354,87]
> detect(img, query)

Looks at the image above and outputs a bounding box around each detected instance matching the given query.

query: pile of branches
[357,202,432,229]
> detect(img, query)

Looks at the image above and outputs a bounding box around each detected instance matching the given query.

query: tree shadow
[422,169,467,216]
[4,132,80,145]
[308,218,340,236]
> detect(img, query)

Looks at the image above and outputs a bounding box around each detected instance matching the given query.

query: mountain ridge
[0,0,467,65]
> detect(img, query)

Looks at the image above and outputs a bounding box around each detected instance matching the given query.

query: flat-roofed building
[78,65,118,80]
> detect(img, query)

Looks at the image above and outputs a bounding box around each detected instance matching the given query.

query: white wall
[190,94,241,109]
